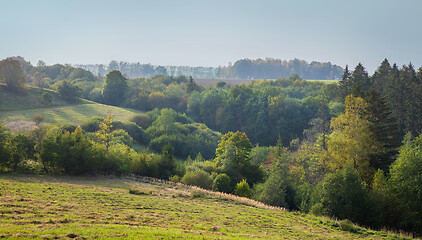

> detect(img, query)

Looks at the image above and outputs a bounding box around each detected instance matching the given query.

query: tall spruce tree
[366,89,401,171]
[372,59,392,94]
[338,65,351,100]
[403,64,422,135]
[351,63,371,98]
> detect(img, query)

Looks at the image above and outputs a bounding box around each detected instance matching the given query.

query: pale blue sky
[1,0,421,72]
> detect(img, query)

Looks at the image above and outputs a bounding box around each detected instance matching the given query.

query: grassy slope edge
[0,85,142,126]
[0,174,410,240]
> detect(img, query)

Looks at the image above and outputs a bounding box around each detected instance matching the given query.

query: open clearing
[0,103,142,125]
[0,85,143,128]
[0,174,408,239]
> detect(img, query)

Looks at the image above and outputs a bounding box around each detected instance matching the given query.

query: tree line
[75,58,343,80]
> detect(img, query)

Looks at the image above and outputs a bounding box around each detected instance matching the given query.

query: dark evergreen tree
[186,76,200,93]
[351,63,371,98]
[338,65,351,100]
[372,58,392,94]
[366,89,401,171]
[159,143,176,180]
[401,64,422,135]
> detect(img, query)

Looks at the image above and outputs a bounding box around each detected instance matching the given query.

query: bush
[181,170,213,189]
[169,175,181,182]
[54,80,81,101]
[234,179,252,198]
[212,173,232,193]
[80,116,104,132]
[58,123,77,133]
[41,92,53,104]
[32,113,44,126]
[311,165,369,224]
[129,114,152,129]
[112,121,149,144]
[339,219,360,233]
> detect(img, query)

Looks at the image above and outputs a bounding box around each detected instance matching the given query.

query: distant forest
[75,58,343,80]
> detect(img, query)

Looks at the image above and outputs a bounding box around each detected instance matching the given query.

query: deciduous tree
[0,58,27,90]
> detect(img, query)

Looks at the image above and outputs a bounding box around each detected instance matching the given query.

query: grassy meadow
[0,174,411,240]
[0,85,142,128]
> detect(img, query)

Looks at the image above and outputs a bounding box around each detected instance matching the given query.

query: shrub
[54,80,81,101]
[129,114,152,129]
[181,170,213,189]
[339,219,360,233]
[112,121,149,144]
[169,175,181,182]
[41,92,53,104]
[80,116,104,132]
[32,113,44,126]
[234,179,252,198]
[58,123,77,133]
[311,165,369,224]
[129,189,150,195]
[212,173,232,193]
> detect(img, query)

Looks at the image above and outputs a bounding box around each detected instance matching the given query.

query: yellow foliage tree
[323,95,383,182]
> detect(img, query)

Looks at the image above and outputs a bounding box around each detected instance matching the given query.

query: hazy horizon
[1,0,422,73]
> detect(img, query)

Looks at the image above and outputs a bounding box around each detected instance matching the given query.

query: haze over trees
[75,58,343,80]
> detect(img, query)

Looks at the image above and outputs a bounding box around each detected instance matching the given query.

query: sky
[1,0,422,73]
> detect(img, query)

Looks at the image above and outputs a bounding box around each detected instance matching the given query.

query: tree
[338,65,351,100]
[181,169,213,189]
[9,134,35,172]
[256,139,296,208]
[96,113,113,150]
[388,134,422,234]
[102,70,128,106]
[159,143,176,180]
[32,113,44,126]
[214,131,255,183]
[311,165,369,224]
[40,127,99,174]
[371,59,391,94]
[0,122,11,170]
[366,89,401,171]
[351,63,371,97]
[41,92,53,104]
[0,58,27,90]
[212,173,232,193]
[55,80,82,101]
[325,95,382,183]
[234,179,252,198]
[186,76,200,93]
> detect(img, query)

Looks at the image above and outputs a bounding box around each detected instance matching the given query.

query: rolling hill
[0,85,142,132]
[0,174,409,240]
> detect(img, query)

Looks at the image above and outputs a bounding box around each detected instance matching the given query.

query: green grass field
[0,85,143,126]
[0,103,142,125]
[0,174,410,239]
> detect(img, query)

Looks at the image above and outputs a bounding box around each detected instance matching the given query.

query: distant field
[0,85,71,111]
[195,78,337,86]
[0,174,408,240]
[0,103,142,125]
[0,85,143,130]
[304,79,338,84]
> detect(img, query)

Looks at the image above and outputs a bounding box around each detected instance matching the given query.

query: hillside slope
[0,86,142,130]
[0,174,409,239]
